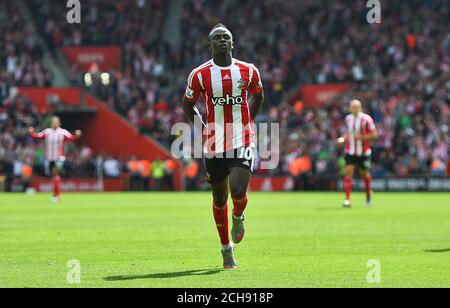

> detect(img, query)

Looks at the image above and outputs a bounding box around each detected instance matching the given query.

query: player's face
[350,103,362,115]
[51,118,61,129]
[209,30,233,55]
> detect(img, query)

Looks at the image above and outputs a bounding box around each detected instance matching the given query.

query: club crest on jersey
[237,78,246,90]
[211,94,243,106]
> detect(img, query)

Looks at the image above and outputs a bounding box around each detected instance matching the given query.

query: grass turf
[0,192,449,288]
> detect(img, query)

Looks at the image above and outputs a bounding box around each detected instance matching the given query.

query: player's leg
[211,179,237,269]
[50,162,61,202]
[360,168,373,207]
[229,167,250,215]
[343,162,355,208]
[205,157,236,269]
[228,167,251,244]
[211,179,231,248]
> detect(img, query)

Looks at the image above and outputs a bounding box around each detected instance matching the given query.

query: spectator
[0,174,5,191]
[288,155,313,191]
[184,159,199,191]
[431,158,446,177]
[103,156,121,178]
[127,156,141,191]
[140,159,152,191]
[21,163,33,192]
[151,158,165,191]
[0,160,13,192]
[164,158,176,191]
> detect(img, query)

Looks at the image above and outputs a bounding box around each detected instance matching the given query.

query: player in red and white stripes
[337,100,378,208]
[183,24,264,269]
[29,116,82,202]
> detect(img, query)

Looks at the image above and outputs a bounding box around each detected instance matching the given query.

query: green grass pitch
[0,192,449,288]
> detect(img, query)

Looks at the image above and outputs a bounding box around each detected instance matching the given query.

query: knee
[345,168,354,178]
[230,185,247,200]
[213,192,228,208]
[361,171,371,179]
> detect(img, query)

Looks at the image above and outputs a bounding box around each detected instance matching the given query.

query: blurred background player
[29,116,82,202]
[337,100,378,208]
[182,24,264,269]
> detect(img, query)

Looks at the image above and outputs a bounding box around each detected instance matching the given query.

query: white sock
[222,243,233,250]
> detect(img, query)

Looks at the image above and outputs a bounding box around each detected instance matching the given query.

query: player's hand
[75,130,82,138]
[28,127,35,134]
[337,137,345,144]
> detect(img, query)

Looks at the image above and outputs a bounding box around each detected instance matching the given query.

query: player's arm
[357,131,378,141]
[75,130,82,139]
[337,135,347,144]
[248,65,264,120]
[182,70,205,130]
[250,91,264,121]
[183,97,205,130]
[183,97,206,132]
[63,129,82,141]
[356,119,378,141]
[29,127,46,140]
[183,96,196,124]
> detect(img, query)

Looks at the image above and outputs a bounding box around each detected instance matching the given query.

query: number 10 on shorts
[239,147,254,161]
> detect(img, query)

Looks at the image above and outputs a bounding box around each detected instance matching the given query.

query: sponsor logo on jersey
[211,94,244,106]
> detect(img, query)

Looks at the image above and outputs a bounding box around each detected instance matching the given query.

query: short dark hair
[209,23,231,41]
[212,23,228,31]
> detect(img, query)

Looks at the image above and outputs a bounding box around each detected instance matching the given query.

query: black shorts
[345,154,371,170]
[204,147,255,184]
[49,160,65,172]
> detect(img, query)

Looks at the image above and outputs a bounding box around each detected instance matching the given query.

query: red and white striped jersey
[184,58,263,154]
[344,113,377,156]
[31,128,77,161]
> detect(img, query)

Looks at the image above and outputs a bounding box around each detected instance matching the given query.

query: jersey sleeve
[248,65,263,95]
[184,69,202,103]
[366,116,377,133]
[62,129,77,141]
[30,129,47,140]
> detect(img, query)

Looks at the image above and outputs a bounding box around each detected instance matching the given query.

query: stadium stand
[1,0,449,191]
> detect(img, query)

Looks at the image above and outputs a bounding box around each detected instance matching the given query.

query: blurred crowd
[124,156,178,191]
[2,0,450,188]
[29,0,166,48]
[28,0,177,147]
[0,1,51,91]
